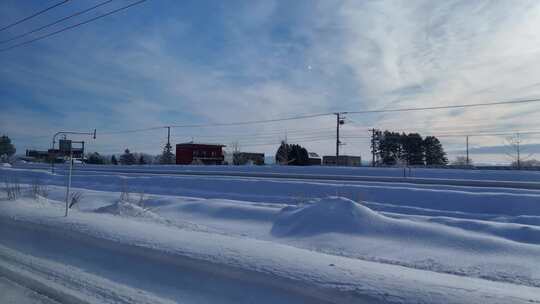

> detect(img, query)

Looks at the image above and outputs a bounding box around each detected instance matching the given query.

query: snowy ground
[0,277,59,304]
[1,164,540,303]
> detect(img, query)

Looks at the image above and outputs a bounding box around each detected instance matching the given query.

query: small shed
[323,155,361,167]
[308,152,322,165]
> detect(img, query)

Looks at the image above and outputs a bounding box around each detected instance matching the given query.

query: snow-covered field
[1,164,540,303]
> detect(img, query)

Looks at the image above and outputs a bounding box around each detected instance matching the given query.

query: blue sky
[2,0,540,164]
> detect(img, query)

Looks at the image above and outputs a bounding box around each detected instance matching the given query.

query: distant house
[308,152,322,165]
[233,152,265,165]
[25,140,85,163]
[323,155,361,167]
[176,142,225,165]
[25,150,50,162]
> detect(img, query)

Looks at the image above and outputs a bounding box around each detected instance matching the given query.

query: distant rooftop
[177,142,226,147]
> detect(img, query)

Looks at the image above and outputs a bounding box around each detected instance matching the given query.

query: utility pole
[466,135,469,166]
[516,132,521,169]
[335,113,345,166]
[370,128,377,167]
[167,126,171,147]
[336,113,340,165]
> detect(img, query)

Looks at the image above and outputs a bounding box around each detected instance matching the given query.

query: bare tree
[503,133,534,169]
[3,178,21,200]
[69,191,84,209]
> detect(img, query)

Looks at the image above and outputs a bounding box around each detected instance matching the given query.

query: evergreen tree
[160,142,175,164]
[423,136,448,165]
[275,141,309,165]
[111,155,118,165]
[0,135,16,160]
[290,144,309,166]
[87,152,105,164]
[139,155,146,165]
[120,149,136,165]
[276,141,292,165]
[401,133,424,165]
[374,131,447,167]
[378,131,402,165]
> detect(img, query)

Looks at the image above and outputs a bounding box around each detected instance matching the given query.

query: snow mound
[1,163,11,167]
[272,197,389,236]
[95,201,162,221]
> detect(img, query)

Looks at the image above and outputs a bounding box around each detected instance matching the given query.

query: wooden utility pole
[167,126,171,147]
[335,113,346,166]
[370,128,377,167]
[516,132,521,169]
[336,113,340,165]
[466,135,469,166]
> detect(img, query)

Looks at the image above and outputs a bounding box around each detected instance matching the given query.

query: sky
[2,0,540,164]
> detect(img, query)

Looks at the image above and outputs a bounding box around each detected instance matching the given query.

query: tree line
[371,130,448,166]
[86,148,176,165]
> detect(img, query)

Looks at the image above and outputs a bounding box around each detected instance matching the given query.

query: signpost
[65,147,73,217]
[50,129,96,217]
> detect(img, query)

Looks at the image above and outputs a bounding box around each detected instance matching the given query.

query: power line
[342,130,540,140]
[0,0,114,45]
[99,126,165,135]
[0,0,147,52]
[344,97,540,115]
[0,0,70,32]
[13,96,540,140]
[168,113,331,129]
[103,97,540,134]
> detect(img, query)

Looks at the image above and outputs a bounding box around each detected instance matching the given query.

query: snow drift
[271,197,386,236]
[271,197,540,254]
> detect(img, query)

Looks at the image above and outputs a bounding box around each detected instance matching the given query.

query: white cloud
[4,0,540,163]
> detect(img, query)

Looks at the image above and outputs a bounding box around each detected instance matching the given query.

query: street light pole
[51,129,96,173]
[49,129,96,217]
[65,148,73,217]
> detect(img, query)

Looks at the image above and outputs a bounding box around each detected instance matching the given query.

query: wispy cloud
[2,0,540,162]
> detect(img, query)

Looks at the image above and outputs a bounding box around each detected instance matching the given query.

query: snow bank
[5,166,540,219]
[14,162,540,182]
[2,163,11,167]
[2,199,540,303]
[95,201,163,222]
[272,197,387,236]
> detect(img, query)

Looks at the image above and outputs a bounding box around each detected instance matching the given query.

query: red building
[176,142,225,165]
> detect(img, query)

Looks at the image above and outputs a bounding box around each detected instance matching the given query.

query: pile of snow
[95,200,163,222]
[272,197,388,236]
[271,197,540,255]
[1,163,11,167]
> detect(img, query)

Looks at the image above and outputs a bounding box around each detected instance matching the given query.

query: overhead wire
[0,0,148,52]
[343,97,540,115]
[0,0,115,45]
[0,0,70,32]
